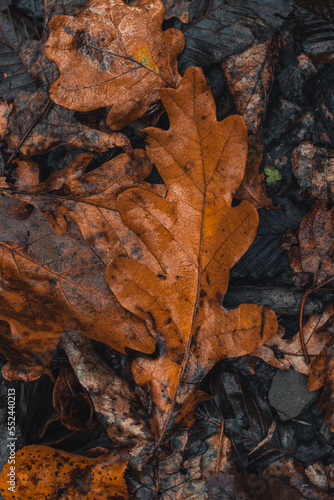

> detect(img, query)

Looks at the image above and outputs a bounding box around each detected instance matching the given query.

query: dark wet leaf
[292,142,334,202]
[295,0,334,63]
[0,5,36,100]
[178,0,293,68]
[307,66,334,146]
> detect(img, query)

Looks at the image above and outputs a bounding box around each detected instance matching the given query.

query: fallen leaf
[305,461,334,491]
[163,0,191,22]
[0,7,36,100]
[53,363,94,430]
[136,426,233,498]
[309,66,334,146]
[5,87,129,158]
[222,38,282,134]
[295,0,334,63]
[265,457,333,499]
[292,142,334,202]
[44,0,184,130]
[308,339,334,432]
[0,99,11,139]
[178,0,292,68]
[45,0,87,18]
[282,201,334,289]
[61,330,153,465]
[0,151,158,380]
[0,445,129,499]
[235,134,274,209]
[253,304,334,374]
[11,159,39,190]
[106,67,278,439]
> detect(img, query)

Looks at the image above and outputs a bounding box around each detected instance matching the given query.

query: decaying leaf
[0,445,129,499]
[45,0,87,18]
[0,8,36,100]
[308,339,334,432]
[5,88,129,158]
[107,67,278,439]
[44,0,184,130]
[179,0,292,68]
[305,461,334,491]
[295,0,334,63]
[61,331,153,465]
[0,151,159,380]
[163,0,191,22]
[0,99,10,139]
[222,38,281,134]
[292,142,334,203]
[264,457,333,500]
[282,201,334,289]
[253,304,334,374]
[53,363,93,430]
[235,134,274,209]
[134,426,233,498]
[309,66,334,146]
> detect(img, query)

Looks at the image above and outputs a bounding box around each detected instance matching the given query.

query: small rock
[268,368,321,420]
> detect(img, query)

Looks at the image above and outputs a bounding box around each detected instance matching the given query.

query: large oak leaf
[0,151,158,380]
[44,0,184,130]
[107,67,278,439]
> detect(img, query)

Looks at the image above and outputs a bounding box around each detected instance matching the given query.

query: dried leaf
[163,0,191,22]
[53,364,93,430]
[45,0,87,18]
[5,88,129,157]
[222,38,281,134]
[305,461,334,491]
[44,0,184,130]
[107,67,278,438]
[0,445,129,499]
[61,331,153,464]
[0,7,36,100]
[253,304,334,374]
[295,0,334,63]
[179,0,292,68]
[0,151,157,380]
[292,142,334,202]
[308,339,334,432]
[282,201,334,288]
[309,66,334,146]
[0,99,11,139]
[265,457,333,499]
[235,134,274,209]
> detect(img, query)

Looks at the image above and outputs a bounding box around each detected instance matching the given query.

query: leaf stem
[299,288,313,365]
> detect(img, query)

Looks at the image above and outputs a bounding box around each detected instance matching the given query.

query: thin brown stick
[299,288,313,365]
[215,419,224,474]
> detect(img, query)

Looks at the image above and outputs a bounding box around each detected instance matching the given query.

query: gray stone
[268,368,322,421]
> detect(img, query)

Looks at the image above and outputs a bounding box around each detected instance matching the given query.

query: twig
[299,288,313,365]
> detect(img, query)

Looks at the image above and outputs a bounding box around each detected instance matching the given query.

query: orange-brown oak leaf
[44,0,184,130]
[0,151,159,380]
[106,67,278,439]
[0,445,129,499]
